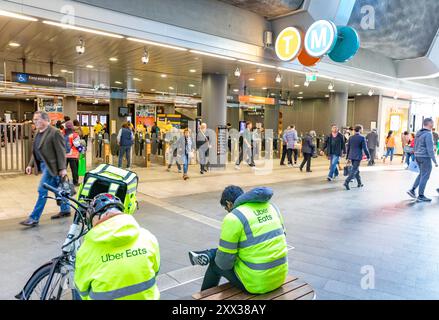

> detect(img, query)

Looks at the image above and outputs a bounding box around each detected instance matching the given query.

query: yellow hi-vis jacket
[218,188,288,294]
[74,214,160,300]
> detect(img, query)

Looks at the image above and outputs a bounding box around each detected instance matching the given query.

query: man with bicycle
[20,111,71,227]
[74,193,160,300]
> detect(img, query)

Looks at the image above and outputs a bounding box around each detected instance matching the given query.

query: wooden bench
[192,276,316,300]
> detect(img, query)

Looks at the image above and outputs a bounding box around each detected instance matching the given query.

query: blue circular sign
[328,26,360,63]
[304,20,338,58]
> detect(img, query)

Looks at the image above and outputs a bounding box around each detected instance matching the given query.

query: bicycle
[15,183,90,300]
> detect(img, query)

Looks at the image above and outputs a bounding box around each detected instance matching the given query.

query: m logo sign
[304,20,337,57]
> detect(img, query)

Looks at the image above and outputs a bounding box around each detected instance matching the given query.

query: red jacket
[66,132,80,159]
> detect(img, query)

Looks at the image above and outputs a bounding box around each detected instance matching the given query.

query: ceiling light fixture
[0,10,38,21]
[249,78,255,81]
[328,82,334,91]
[189,84,195,87]
[298,97,303,100]
[325,95,330,98]
[115,81,122,84]
[43,20,124,38]
[133,78,141,81]
[160,74,167,78]
[262,87,267,90]
[368,89,374,96]
[141,47,150,64]
[86,65,93,68]
[61,69,68,73]
[190,50,236,61]
[294,84,300,88]
[234,67,241,77]
[169,86,174,90]
[8,42,20,47]
[275,73,282,83]
[298,92,303,95]
[357,93,362,96]
[151,89,156,91]
[189,69,196,73]
[233,89,239,92]
[76,38,85,54]
[127,37,187,51]
[109,57,118,62]
[94,99,99,104]
[304,81,310,87]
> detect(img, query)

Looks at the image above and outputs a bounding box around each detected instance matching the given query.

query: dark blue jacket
[346,133,370,161]
[118,127,133,147]
[233,187,273,209]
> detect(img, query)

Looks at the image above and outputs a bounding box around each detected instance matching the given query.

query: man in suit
[344,125,370,191]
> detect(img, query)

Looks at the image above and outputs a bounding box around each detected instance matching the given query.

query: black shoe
[343,182,350,190]
[417,196,432,202]
[200,171,204,174]
[306,170,312,173]
[357,183,364,188]
[203,168,208,172]
[327,177,333,182]
[51,212,71,220]
[299,167,303,172]
[280,163,285,166]
[407,190,416,199]
[19,218,38,227]
[188,251,210,266]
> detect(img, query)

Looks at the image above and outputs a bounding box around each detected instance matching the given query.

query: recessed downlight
[109,57,118,61]
[8,42,20,47]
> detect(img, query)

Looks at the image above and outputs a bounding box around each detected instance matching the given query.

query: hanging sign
[274,20,360,66]
[12,72,66,87]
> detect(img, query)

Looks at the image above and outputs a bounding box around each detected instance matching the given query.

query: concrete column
[329,91,348,128]
[201,74,227,130]
[227,107,240,129]
[109,88,127,135]
[264,105,279,133]
[63,96,77,120]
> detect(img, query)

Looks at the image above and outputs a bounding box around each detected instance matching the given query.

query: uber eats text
[101,248,148,263]
[254,208,273,223]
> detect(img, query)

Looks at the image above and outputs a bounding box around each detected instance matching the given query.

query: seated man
[189,186,288,294]
[75,193,160,300]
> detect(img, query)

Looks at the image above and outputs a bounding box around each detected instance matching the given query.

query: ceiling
[0,15,411,103]
[219,0,304,18]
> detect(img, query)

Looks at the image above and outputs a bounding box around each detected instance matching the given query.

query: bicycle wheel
[21,262,79,300]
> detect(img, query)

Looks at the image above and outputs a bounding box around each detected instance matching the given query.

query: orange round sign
[298,49,321,67]
[275,27,303,62]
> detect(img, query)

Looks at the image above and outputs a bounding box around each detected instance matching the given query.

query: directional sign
[275,27,303,61]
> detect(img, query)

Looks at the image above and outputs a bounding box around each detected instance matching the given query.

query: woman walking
[404,133,415,167]
[64,121,81,186]
[300,131,316,173]
[177,128,195,180]
[383,130,395,164]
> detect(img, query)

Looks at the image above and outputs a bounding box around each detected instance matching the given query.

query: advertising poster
[38,97,64,125]
[135,105,156,127]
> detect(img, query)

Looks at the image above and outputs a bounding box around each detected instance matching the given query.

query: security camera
[76,38,85,55]
[141,49,149,64]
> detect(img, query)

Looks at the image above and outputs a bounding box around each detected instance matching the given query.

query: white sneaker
[235,165,240,170]
[287,164,293,168]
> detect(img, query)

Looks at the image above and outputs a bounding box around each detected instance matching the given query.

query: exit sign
[306,74,317,82]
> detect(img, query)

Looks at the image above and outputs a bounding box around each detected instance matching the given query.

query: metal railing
[0,123,33,174]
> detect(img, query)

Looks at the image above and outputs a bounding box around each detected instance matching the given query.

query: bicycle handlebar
[42,183,87,209]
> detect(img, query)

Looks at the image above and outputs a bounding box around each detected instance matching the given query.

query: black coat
[323,132,345,156]
[301,134,315,154]
[346,134,370,161]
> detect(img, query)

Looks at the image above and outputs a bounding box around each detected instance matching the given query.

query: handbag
[78,153,86,177]
[408,159,420,173]
[343,164,352,176]
[404,146,414,153]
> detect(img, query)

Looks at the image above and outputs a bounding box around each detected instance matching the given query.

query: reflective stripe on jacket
[74,214,160,300]
[218,195,288,294]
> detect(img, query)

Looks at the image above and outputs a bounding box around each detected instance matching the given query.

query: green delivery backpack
[77,164,138,214]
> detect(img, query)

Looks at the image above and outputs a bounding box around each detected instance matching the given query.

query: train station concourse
[0,0,439,308]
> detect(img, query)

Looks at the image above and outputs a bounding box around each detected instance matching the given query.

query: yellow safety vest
[74,214,160,300]
[218,202,288,294]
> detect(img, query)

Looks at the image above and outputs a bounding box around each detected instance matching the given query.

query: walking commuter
[299,131,316,173]
[188,185,288,294]
[407,118,438,202]
[366,129,379,166]
[19,111,71,227]
[117,122,134,169]
[75,193,160,300]
[279,126,291,166]
[73,119,83,138]
[64,121,81,186]
[283,125,298,167]
[82,123,90,147]
[176,128,195,180]
[322,124,346,181]
[166,127,181,173]
[383,130,395,164]
[405,133,416,167]
[401,131,410,164]
[343,125,370,191]
[197,123,211,174]
[235,121,255,170]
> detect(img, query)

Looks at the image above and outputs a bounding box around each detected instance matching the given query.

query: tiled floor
[1,156,439,300]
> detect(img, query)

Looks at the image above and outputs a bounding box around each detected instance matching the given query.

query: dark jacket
[323,132,345,156]
[346,133,370,161]
[366,131,379,149]
[28,126,66,177]
[414,129,437,164]
[118,127,134,147]
[301,134,315,154]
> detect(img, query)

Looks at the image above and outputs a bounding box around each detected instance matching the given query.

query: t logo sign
[275,27,302,61]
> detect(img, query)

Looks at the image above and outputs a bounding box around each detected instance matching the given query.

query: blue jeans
[405,152,415,166]
[385,147,395,161]
[183,154,189,174]
[412,157,433,196]
[30,162,71,222]
[118,145,132,168]
[328,155,340,179]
